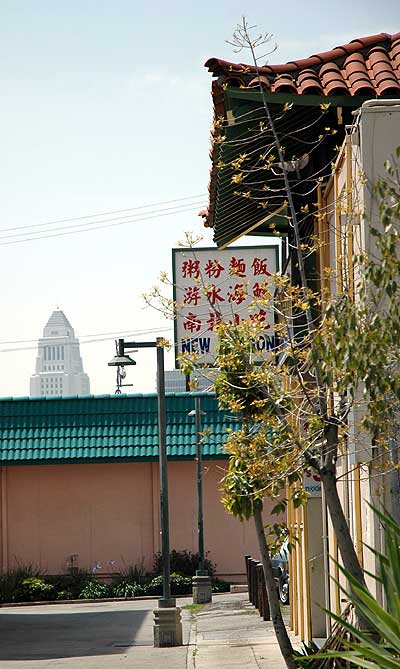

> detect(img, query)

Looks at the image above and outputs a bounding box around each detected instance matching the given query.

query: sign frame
[172,244,280,368]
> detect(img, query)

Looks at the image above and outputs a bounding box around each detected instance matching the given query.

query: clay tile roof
[205,32,400,97]
[271,73,298,93]
[0,394,236,464]
[248,75,271,89]
[296,69,323,94]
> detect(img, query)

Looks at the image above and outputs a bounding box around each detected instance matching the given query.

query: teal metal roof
[0,393,238,465]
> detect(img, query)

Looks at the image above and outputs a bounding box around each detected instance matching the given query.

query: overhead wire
[0,326,173,354]
[0,203,207,247]
[0,326,173,346]
[0,193,207,234]
[0,200,207,242]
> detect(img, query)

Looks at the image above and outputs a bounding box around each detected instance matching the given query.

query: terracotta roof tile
[343,54,375,96]
[319,62,349,95]
[204,32,400,236]
[205,32,400,97]
[296,69,323,94]
[271,73,298,93]
[367,46,400,95]
[248,75,271,89]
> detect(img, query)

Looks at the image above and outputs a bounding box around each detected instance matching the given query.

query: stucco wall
[0,461,268,580]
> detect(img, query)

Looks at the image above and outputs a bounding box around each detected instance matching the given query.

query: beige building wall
[290,101,400,642]
[0,461,268,580]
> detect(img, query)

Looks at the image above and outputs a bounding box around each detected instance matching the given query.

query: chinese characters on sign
[303,470,322,497]
[173,246,279,366]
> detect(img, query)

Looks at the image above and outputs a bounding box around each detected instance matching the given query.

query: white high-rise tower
[30,309,90,397]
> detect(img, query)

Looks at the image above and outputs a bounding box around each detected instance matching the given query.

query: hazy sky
[1,1,399,396]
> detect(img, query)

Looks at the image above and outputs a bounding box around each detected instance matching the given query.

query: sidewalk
[189,592,291,669]
[0,592,292,668]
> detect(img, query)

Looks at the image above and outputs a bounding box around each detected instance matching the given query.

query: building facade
[203,32,400,643]
[0,393,271,580]
[164,369,215,393]
[30,309,90,397]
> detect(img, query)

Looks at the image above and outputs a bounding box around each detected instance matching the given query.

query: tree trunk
[319,423,367,590]
[320,467,366,589]
[253,505,297,669]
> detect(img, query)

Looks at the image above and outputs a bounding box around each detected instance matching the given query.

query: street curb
[186,615,197,669]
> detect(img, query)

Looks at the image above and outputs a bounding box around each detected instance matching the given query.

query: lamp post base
[192,571,212,604]
[153,605,183,647]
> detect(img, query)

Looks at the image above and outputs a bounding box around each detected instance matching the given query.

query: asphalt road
[0,598,193,669]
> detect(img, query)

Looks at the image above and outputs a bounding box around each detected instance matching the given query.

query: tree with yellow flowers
[146,19,400,669]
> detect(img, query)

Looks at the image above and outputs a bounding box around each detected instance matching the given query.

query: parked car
[271,540,289,604]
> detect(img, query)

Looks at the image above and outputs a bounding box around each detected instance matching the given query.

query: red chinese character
[251,257,271,276]
[183,286,201,305]
[206,285,224,305]
[183,312,202,332]
[250,309,268,324]
[253,282,268,298]
[182,259,200,279]
[204,259,224,278]
[229,256,246,277]
[207,310,223,331]
[228,313,241,326]
[227,283,246,305]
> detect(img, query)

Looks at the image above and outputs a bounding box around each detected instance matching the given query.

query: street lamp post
[195,396,205,571]
[189,396,212,604]
[108,338,182,646]
[189,397,205,571]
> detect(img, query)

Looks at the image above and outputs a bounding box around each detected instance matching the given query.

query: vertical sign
[303,470,322,497]
[172,245,279,367]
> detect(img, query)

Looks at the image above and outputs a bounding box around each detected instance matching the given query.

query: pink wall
[0,461,273,580]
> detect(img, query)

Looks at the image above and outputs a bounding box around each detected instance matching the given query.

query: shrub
[0,564,46,603]
[56,589,74,601]
[47,568,90,600]
[111,581,145,599]
[17,577,55,602]
[153,550,216,579]
[78,580,110,599]
[145,572,192,597]
[296,507,400,669]
[110,559,148,598]
[118,559,147,584]
[212,578,231,593]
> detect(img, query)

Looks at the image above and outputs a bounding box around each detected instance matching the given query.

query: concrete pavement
[190,593,291,669]
[0,597,194,669]
[0,592,292,668]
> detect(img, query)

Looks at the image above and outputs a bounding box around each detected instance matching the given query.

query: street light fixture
[188,398,206,572]
[188,396,212,604]
[108,338,183,647]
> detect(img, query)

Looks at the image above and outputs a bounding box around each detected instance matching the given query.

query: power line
[0,200,206,242]
[0,326,173,354]
[0,193,207,234]
[0,204,207,247]
[0,327,167,345]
